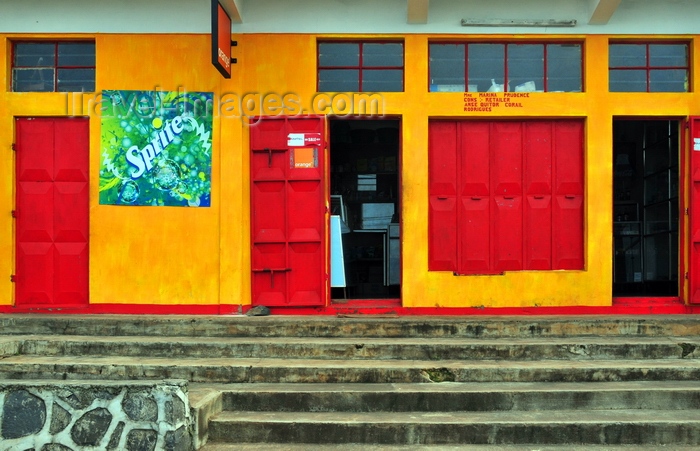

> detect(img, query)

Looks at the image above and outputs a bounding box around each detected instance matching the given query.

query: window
[428,120,584,274]
[609,42,689,92]
[429,42,582,93]
[12,41,95,92]
[318,41,404,92]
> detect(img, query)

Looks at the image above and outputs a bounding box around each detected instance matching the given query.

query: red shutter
[15,117,89,306]
[428,119,584,276]
[524,122,553,270]
[458,122,492,273]
[552,120,584,270]
[428,121,458,271]
[689,117,700,303]
[250,117,326,307]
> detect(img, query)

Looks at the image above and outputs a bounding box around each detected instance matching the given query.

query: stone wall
[0,380,193,451]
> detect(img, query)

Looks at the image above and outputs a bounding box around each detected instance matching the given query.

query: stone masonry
[0,380,193,451]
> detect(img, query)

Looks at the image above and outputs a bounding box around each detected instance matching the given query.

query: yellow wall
[2,33,699,308]
[0,34,237,307]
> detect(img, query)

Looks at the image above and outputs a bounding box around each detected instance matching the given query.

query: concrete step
[5,335,700,361]
[200,445,700,451]
[2,355,700,383]
[206,409,700,445]
[3,314,700,338]
[206,381,700,412]
[4,315,700,448]
[190,381,700,448]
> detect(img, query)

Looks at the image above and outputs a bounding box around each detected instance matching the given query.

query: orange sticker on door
[292,147,317,168]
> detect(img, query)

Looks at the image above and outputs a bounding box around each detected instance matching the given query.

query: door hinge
[11,210,16,218]
[10,275,15,283]
[686,272,689,280]
[686,208,689,215]
[11,143,17,151]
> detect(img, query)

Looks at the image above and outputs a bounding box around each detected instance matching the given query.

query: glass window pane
[318,43,359,67]
[644,122,671,175]
[609,69,647,92]
[610,44,646,67]
[644,201,670,235]
[644,233,671,280]
[644,171,669,205]
[429,44,465,91]
[468,43,505,93]
[363,43,403,67]
[507,44,544,92]
[547,44,582,92]
[649,44,687,67]
[319,69,359,92]
[58,42,95,67]
[12,68,54,92]
[650,69,687,92]
[14,43,55,67]
[57,68,95,92]
[362,69,403,92]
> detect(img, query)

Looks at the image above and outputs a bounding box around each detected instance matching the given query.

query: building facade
[2,0,700,314]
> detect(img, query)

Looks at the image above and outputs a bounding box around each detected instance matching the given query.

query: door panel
[428,121,458,271]
[459,122,492,273]
[524,122,553,270]
[553,121,584,269]
[250,117,326,307]
[15,117,89,307]
[491,122,523,271]
[689,117,700,302]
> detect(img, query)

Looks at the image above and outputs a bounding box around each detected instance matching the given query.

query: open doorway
[329,119,400,300]
[612,119,679,297]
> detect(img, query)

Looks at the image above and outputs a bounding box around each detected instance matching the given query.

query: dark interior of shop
[329,119,400,300]
[613,119,679,297]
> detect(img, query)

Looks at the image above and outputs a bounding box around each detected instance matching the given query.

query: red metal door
[250,117,326,307]
[15,117,89,307]
[689,117,700,303]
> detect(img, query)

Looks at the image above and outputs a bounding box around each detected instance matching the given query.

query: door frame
[612,116,687,303]
[249,116,328,308]
[327,116,403,302]
[14,116,90,308]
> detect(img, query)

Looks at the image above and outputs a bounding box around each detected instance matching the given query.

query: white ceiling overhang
[407,0,429,24]
[588,0,622,25]
[224,0,620,26]
[220,0,243,23]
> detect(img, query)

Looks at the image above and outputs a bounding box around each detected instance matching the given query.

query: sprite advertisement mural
[100,90,213,207]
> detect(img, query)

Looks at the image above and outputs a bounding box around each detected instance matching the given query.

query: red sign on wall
[211,0,232,78]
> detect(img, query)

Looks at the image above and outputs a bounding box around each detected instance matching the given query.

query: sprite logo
[99,90,213,207]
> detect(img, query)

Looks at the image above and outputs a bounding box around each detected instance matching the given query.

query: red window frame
[428,41,584,93]
[11,41,96,92]
[317,41,405,92]
[608,41,690,93]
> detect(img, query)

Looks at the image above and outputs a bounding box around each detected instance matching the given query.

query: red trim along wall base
[0,298,699,315]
